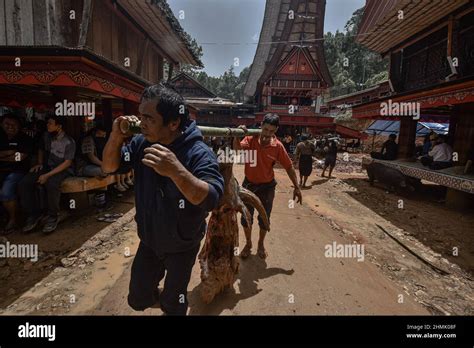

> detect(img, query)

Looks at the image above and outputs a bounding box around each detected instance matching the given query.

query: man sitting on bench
[0,114,34,235]
[371,134,398,160]
[19,116,76,234]
[420,134,453,170]
[76,124,108,178]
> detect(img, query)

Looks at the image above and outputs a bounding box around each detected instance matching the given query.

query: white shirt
[429,143,452,162]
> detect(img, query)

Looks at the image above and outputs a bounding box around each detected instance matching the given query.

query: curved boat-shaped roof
[244,0,333,99]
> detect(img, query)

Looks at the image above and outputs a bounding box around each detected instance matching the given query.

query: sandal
[1,221,17,236]
[96,216,118,223]
[240,244,252,259]
[104,213,123,219]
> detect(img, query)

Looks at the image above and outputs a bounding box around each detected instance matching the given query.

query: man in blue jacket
[102,82,224,315]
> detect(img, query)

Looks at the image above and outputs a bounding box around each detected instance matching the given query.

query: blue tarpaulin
[365,120,449,136]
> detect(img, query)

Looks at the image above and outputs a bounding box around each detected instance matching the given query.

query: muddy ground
[0,156,473,315]
[0,189,135,309]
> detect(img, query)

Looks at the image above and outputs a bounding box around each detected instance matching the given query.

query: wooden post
[448,113,457,147]
[452,103,474,164]
[446,103,474,209]
[371,130,376,151]
[397,118,417,159]
[102,98,113,133]
[447,16,454,57]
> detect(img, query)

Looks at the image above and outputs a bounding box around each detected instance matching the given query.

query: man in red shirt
[233,113,302,259]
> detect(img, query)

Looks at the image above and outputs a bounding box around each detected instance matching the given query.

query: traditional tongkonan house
[326,81,392,117]
[0,0,200,195]
[353,0,474,208]
[170,71,256,127]
[244,0,337,137]
[322,81,392,143]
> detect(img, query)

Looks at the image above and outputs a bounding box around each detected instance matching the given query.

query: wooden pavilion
[0,0,201,139]
[352,0,474,207]
[0,0,201,195]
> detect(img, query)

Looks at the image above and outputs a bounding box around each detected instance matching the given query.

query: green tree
[235,66,251,102]
[324,7,388,98]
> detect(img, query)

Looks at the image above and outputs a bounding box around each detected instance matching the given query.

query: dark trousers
[18,168,70,218]
[420,156,452,170]
[127,242,200,315]
[240,178,276,230]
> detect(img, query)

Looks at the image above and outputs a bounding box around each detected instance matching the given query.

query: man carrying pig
[102,82,224,315]
[233,113,302,259]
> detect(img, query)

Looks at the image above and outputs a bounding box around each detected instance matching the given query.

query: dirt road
[3,163,473,316]
[91,165,429,315]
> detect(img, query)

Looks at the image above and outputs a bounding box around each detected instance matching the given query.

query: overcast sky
[168,0,365,77]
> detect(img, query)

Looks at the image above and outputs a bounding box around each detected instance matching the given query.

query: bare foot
[257,246,268,259]
[240,244,252,259]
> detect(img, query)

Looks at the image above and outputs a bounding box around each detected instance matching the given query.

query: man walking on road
[102,82,224,315]
[233,113,302,259]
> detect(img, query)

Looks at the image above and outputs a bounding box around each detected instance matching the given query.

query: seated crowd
[369,132,468,172]
[0,113,133,236]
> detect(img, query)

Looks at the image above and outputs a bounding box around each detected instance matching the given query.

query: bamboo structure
[120,119,262,137]
[198,126,261,137]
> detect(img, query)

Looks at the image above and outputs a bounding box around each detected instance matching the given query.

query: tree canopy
[169,6,388,103]
[324,7,388,98]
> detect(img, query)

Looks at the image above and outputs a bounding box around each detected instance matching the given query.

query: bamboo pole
[119,119,261,137]
[198,126,261,137]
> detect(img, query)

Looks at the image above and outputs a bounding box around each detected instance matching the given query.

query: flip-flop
[104,213,123,218]
[1,222,17,235]
[96,216,117,223]
[1,227,15,236]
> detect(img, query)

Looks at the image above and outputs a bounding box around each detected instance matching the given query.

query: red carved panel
[278,49,315,76]
[0,70,141,102]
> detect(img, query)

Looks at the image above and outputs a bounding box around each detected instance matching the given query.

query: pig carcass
[198,162,269,304]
